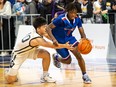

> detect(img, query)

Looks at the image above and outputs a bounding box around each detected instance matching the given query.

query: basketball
[77,39,92,54]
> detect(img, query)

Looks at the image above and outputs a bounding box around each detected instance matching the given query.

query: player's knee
[65,60,71,64]
[43,50,50,57]
[38,49,50,57]
[66,58,72,64]
[62,57,72,64]
[5,75,17,84]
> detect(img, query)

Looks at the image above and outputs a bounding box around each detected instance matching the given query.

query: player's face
[99,0,102,3]
[0,0,4,4]
[37,24,47,35]
[67,10,77,20]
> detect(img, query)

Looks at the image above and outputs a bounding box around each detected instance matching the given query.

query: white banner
[17,24,116,60]
[73,24,110,59]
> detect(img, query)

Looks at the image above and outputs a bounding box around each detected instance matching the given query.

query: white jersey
[81,3,88,15]
[12,29,42,56]
[93,1,102,11]
[7,27,43,76]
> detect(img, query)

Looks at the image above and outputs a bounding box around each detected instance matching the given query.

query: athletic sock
[43,71,48,76]
[82,72,86,75]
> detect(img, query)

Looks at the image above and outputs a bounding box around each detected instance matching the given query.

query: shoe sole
[84,81,92,84]
[40,80,56,83]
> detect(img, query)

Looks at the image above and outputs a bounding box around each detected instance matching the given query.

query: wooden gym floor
[0,59,116,87]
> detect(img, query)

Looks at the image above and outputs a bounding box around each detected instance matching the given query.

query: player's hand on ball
[78,38,92,54]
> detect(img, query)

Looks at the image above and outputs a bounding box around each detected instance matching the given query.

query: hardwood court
[0,62,116,87]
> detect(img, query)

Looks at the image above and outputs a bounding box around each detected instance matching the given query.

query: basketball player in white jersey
[5,17,74,84]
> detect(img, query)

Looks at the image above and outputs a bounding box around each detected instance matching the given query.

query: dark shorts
[56,36,78,59]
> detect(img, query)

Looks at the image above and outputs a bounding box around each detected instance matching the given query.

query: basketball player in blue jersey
[5,17,74,84]
[46,3,92,84]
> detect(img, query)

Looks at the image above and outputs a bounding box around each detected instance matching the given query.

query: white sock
[43,71,48,76]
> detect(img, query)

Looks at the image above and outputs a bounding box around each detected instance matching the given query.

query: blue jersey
[52,13,82,43]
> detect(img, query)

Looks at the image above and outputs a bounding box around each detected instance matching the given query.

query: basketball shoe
[82,74,92,84]
[52,53,61,68]
[40,73,56,83]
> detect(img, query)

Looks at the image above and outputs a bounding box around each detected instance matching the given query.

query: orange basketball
[77,39,92,54]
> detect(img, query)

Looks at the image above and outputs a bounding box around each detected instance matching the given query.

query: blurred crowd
[0,0,116,56]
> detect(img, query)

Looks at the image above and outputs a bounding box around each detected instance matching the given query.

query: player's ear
[37,27,39,31]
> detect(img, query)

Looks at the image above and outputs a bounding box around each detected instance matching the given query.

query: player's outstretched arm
[30,38,74,50]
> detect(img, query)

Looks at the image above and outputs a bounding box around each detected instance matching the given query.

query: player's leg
[36,49,56,83]
[71,47,86,74]
[5,54,27,83]
[52,48,72,68]
[71,47,91,83]
[69,36,91,83]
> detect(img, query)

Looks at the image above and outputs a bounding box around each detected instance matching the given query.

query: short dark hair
[3,0,7,4]
[65,3,77,12]
[33,17,47,30]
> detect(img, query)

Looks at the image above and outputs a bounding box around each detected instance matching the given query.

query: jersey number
[22,33,31,43]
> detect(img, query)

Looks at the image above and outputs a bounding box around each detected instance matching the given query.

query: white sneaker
[40,73,56,83]
[82,74,92,84]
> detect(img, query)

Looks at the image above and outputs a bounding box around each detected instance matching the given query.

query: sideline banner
[17,24,116,60]
[73,24,110,59]
[17,24,114,59]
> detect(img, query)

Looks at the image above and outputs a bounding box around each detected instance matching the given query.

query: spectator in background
[12,0,27,37]
[51,0,66,21]
[80,0,93,23]
[52,0,82,21]
[102,0,116,45]
[26,0,38,25]
[39,0,57,23]
[109,0,116,45]
[36,0,44,15]
[54,0,65,12]
[63,0,75,6]
[74,0,82,13]
[0,0,15,56]
[101,0,116,24]
[8,0,15,7]
[93,0,106,23]
[107,0,116,24]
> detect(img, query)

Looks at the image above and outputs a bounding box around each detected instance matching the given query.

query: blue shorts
[56,36,78,59]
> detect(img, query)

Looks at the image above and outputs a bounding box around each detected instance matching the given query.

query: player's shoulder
[57,13,65,19]
[30,37,43,47]
[33,33,42,38]
[31,30,42,39]
[75,16,81,20]
[53,14,65,22]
